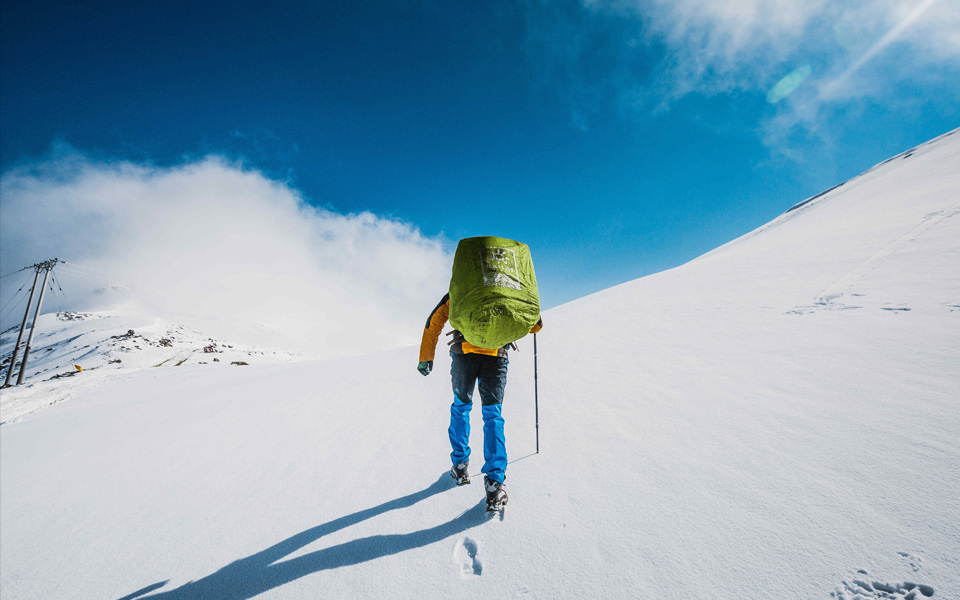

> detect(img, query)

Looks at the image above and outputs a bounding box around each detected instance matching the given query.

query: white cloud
[0,147,452,357]
[818,0,945,101]
[612,0,957,94]
[635,0,826,96]
[525,0,960,141]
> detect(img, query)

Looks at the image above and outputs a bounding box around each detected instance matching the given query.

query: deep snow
[1,129,958,599]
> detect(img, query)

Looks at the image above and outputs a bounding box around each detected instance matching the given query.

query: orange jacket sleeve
[419,294,450,362]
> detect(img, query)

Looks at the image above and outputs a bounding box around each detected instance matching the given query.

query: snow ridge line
[815,198,960,305]
[691,127,960,264]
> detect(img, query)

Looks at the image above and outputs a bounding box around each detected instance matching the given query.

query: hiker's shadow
[129,473,487,600]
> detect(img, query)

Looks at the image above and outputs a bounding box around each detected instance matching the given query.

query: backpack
[448,236,540,349]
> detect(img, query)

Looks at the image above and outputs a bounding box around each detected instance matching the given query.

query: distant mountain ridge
[1,309,305,423]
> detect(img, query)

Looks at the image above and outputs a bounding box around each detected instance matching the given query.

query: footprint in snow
[785,300,863,315]
[832,567,934,599]
[454,537,482,578]
[898,551,923,573]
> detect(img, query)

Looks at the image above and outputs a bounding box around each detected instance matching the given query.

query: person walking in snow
[418,293,543,511]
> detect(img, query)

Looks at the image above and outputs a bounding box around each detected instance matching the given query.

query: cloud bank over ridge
[0,148,452,357]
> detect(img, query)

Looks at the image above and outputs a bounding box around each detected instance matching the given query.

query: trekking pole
[534,333,539,454]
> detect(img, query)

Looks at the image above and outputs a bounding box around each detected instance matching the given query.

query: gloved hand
[418,361,433,376]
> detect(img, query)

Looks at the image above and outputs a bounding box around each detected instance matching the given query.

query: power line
[1,278,30,314]
[54,267,114,285]
[48,277,65,313]
[57,263,137,288]
[61,261,137,283]
[51,272,74,313]
[49,272,79,324]
[37,271,83,370]
[0,266,32,279]
[0,284,30,324]
[58,261,214,308]
[0,271,33,322]
[61,261,115,274]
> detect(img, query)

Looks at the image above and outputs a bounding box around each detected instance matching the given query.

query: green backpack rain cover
[448,236,540,349]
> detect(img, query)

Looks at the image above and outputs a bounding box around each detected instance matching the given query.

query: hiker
[418,293,542,510]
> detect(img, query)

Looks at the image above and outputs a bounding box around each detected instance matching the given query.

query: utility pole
[3,266,42,388]
[15,260,58,386]
[2,259,60,388]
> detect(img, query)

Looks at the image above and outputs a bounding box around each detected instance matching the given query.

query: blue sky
[2,0,958,309]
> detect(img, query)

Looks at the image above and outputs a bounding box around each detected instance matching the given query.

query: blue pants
[448,353,509,483]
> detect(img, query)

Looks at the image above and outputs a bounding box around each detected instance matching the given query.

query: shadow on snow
[122,473,487,600]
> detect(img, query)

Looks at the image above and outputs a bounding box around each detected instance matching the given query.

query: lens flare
[766,65,812,104]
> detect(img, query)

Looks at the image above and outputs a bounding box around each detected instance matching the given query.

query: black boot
[450,461,470,485]
[484,476,507,511]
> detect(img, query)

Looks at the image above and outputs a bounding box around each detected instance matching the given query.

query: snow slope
[1,129,958,599]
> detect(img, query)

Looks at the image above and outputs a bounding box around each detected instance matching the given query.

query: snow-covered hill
[0,310,307,424]
[1,129,958,599]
